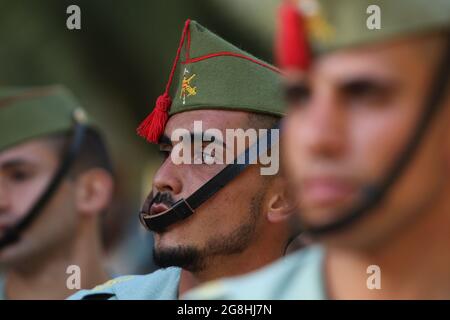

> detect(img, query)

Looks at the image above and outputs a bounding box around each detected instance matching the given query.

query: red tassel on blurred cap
[137,19,191,143]
[275,0,310,70]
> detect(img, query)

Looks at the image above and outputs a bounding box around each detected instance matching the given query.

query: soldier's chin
[298,201,357,231]
[153,244,203,271]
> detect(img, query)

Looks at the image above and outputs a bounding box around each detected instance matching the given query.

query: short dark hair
[246,112,282,177]
[47,126,114,178]
[46,127,115,250]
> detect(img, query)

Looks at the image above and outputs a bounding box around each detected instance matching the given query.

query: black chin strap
[304,36,450,236]
[0,122,86,249]
[140,124,280,232]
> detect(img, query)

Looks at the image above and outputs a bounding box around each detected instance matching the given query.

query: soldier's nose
[153,162,183,195]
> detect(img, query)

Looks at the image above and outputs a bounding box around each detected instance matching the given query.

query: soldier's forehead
[0,138,57,165]
[307,36,439,82]
[164,110,250,132]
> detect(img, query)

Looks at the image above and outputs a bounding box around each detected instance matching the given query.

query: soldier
[0,86,114,299]
[69,19,297,300]
[186,0,450,299]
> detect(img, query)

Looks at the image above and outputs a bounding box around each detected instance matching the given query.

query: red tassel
[275,1,310,70]
[136,19,192,143]
[136,93,172,143]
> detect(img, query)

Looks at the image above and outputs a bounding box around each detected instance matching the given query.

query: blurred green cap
[305,0,450,53]
[0,85,88,152]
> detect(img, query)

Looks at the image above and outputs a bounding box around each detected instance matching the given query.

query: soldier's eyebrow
[187,132,226,149]
[1,159,34,171]
[284,82,311,104]
[194,132,226,149]
[160,132,225,147]
[338,76,399,96]
[159,135,172,146]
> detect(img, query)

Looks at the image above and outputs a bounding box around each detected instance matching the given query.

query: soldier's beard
[153,193,263,272]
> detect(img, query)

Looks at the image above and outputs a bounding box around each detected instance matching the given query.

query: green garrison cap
[0,85,88,152]
[276,0,450,69]
[137,19,285,143]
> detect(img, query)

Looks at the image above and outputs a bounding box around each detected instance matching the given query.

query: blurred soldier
[0,85,114,299]
[69,20,296,300]
[186,0,450,299]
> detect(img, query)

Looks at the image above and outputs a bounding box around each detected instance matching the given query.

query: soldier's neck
[325,189,450,299]
[4,219,109,300]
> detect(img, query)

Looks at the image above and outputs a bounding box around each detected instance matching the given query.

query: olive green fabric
[0,85,88,152]
[297,0,450,54]
[168,20,285,117]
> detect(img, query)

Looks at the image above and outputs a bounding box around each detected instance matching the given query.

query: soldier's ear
[266,175,297,224]
[74,168,114,217]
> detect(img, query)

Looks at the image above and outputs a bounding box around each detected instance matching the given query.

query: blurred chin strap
[0,122,86,249]
[303,35,450,236]
[140,123,280,233]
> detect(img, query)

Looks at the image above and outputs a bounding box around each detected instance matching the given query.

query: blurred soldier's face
[0,138,77,266]
[150,110,270,271]
[283,34,450,249]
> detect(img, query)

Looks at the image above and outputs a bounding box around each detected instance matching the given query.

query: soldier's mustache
[152,192,176,207]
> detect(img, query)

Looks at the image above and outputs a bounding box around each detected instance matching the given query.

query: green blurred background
[0,0,279,274]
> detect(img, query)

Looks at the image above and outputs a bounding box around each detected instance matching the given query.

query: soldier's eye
[201,150,215,164]
[8,168,33,183]
[191,147,216,165]
[345,80,377,96]
[159,145,172,159]
[341,79,394,107]
[285,84,311,107]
